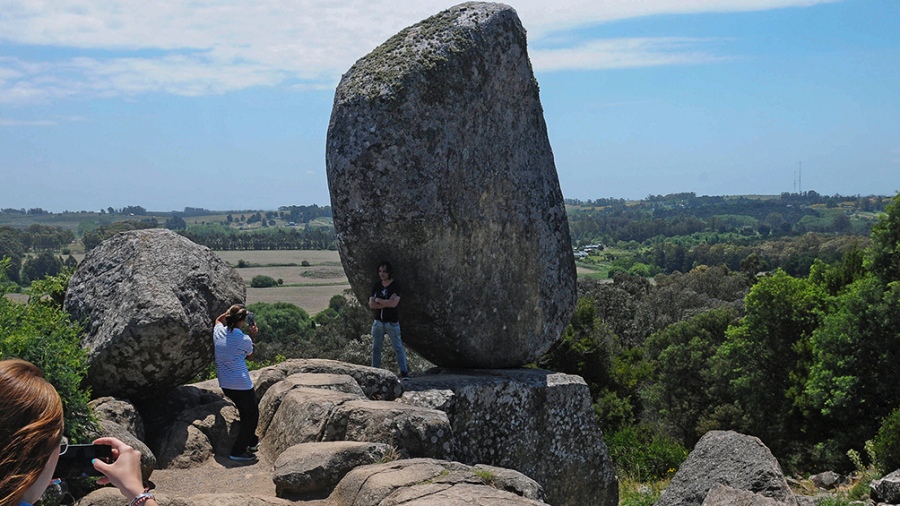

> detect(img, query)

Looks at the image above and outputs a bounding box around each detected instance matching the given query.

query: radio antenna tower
[798,161,802,195]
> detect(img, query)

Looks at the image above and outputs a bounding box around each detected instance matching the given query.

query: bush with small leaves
[250,275,278,288]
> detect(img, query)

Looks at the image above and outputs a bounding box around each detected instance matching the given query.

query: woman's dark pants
[221,387,259,456]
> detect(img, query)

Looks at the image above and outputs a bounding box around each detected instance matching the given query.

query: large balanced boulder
[326,2,576,368]
[656,431,797,506]
[400,368,617,506]
[65,229,245,398]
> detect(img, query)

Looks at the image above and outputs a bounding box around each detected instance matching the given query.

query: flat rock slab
[326,1,576,369]
[328,458,546,505]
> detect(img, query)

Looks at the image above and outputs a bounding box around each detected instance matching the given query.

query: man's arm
[380,294,400,308]
[369,296,384,309]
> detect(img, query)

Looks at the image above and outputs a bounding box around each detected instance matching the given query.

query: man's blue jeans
[371,320,408,373]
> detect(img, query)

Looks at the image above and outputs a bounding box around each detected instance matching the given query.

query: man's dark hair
[378,261,393,275]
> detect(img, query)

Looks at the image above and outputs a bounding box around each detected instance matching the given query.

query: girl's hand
[91,437,147,501]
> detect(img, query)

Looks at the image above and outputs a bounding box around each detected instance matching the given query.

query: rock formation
[326,1,576,368]
[871,469,900,504]
[401,368,618,506]
[655,430,798,506]
[64,229,245,398]
[329,458,546,505]
[123,359,610,506]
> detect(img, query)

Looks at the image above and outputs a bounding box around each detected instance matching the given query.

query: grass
[472,468,496,485]
[619,477,669,506]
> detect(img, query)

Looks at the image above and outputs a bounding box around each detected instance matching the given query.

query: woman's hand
[91,437,147,501]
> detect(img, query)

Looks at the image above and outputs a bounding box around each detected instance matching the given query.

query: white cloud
[531,37,731,71]
[0,0,843,103]
[0,117,56,126]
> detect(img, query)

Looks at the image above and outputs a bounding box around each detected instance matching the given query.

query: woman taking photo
[213,304,260,462]
[0,358,157,506]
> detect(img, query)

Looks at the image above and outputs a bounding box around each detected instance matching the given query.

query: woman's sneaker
[229,451,257,462]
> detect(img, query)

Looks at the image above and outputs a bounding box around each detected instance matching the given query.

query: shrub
[250,275,278,288]
[0,269,96,442]
[873,407,900,474]
[301,260,311,267]
[606,424,687,482]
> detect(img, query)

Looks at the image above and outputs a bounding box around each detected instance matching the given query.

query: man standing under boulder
[369,261,409,378]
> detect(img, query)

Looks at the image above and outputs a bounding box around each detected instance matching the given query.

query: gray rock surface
[326,399,452,459]
[870,469,900,504]
[260,387,361,461]
[256,359,403,401]
[809,471,844,490]
[326,1,576,369]
[75,489,292,506]
[401,368,616,506]
[64,228,245,397]
[273,441,392,499]
[152,399,238,468]
[328,458,547,505]
[655,431,797,506]
[472,464,546,501]
[701,484,789,506]
[259,386,452,463]
[89,396,146,441]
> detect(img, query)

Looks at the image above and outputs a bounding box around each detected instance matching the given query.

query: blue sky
[1,0,897,213]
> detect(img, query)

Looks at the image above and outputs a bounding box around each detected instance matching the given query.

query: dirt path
[148,453,327,504]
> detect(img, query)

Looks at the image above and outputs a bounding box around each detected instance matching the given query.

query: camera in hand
[247,312,255,326]
[55,444,114,478]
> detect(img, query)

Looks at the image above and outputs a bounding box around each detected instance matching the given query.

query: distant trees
[22,252,64,283]
[82,219,159,251]
[250,275,279,288]
[164,215,187,230]
[278,205,332,224]
[246,301,315,363]
[178,226,335,251]
[548,192,900,476]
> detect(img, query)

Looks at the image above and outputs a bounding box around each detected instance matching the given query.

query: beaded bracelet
[129,492,154,506]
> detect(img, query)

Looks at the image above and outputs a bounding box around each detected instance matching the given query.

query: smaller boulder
[809,471,845,490]
[656,431,797,506]
[89,397,146,441]
[257,373,365,438]
[870,469,900,504]
[260,388,360,461]
[64,229,246,398]
[273,441,393,499]
[325,399,452,460]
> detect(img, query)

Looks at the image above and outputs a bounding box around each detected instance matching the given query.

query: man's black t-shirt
[371,281,400,322]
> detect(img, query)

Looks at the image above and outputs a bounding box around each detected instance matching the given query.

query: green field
[214,250,350,315]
